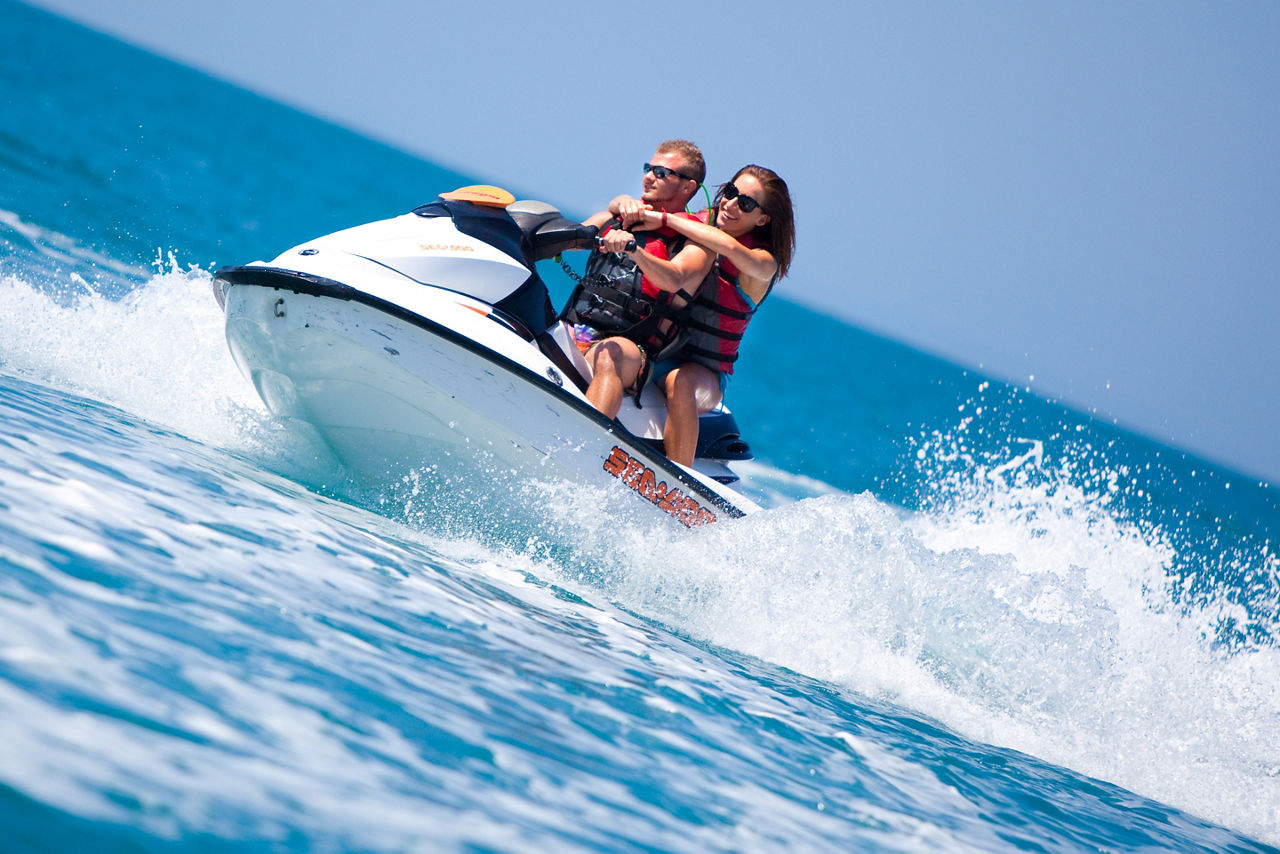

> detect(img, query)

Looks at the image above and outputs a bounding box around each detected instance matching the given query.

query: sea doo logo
[419,244,475,252]
[603,446,717,528]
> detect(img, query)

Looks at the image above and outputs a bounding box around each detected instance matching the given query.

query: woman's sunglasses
[722,182,764,214]
[643,162,696,182]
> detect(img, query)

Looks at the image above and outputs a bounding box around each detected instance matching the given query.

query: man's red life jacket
[563,212,702,360]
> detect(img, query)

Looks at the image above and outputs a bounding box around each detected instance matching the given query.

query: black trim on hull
[215,264,748,520]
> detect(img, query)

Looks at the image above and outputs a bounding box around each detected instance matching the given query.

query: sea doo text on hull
[213,186,761,527]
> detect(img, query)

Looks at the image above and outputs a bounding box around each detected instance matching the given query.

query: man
[571,140,715,420]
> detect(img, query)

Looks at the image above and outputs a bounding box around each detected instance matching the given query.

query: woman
[635,164,795,466]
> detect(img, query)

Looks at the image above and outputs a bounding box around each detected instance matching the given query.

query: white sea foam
[0,258,334,482]
[583,449,1280,844]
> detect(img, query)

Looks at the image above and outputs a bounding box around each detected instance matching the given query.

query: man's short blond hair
[656,139,706,185]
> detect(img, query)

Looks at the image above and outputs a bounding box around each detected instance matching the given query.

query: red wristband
[661,211,668,228]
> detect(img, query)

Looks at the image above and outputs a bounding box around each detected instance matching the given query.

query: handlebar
[598,235,638,253]
[526,219,599,261]
[521,215,635,259]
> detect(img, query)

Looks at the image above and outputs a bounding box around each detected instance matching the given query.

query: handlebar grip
[596,236,638,252]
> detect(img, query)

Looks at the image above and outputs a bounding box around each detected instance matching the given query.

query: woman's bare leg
[662,363,722,466]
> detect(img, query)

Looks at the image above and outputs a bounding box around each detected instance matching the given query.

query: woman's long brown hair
[712,164,795,278]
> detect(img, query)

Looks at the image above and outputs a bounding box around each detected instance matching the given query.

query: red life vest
[679,232,776,375]
[564,213,701,360]
[629,217,693,297]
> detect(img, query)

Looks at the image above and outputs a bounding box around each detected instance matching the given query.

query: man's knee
[592,341,622,376]
[594,339,643,388]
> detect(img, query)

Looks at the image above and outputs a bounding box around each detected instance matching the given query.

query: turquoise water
[3,2,1278,850]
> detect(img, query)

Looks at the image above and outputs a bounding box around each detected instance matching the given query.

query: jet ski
[212,185,762,527]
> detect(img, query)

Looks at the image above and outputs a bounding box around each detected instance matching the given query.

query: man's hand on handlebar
[598,230,638,254]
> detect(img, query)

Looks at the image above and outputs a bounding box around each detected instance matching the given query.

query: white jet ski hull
[220,271,758,527]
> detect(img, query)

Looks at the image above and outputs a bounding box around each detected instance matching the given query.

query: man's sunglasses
[722,182,764,214]
[644,162,696,182]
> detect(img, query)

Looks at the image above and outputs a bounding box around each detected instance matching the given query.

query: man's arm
[599,229,714,294]
[637,209,779,283]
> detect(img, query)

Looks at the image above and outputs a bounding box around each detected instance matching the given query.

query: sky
[23,0,1280,485]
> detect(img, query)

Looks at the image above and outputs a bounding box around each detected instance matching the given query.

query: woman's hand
[628,209,663,232]
[606,194,636,215]
[612,196,651,229]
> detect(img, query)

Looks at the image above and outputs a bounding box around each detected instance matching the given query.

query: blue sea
[3,2,1278,850]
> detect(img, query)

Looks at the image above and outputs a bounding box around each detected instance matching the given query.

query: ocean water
[3,2,1278,851]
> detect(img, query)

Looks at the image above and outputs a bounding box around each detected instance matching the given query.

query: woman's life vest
[564,214,700,360]
[677,233,776,375]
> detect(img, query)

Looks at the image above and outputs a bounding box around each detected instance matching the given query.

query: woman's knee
[661,367,684,401]
[664,364,721,414]
[677,366,721,407]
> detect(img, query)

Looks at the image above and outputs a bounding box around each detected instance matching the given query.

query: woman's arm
[638,210,778,284]
[583,195,651,230]
[598,228,714,295]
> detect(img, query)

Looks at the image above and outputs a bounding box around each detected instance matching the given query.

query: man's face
[640,150,695,210]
